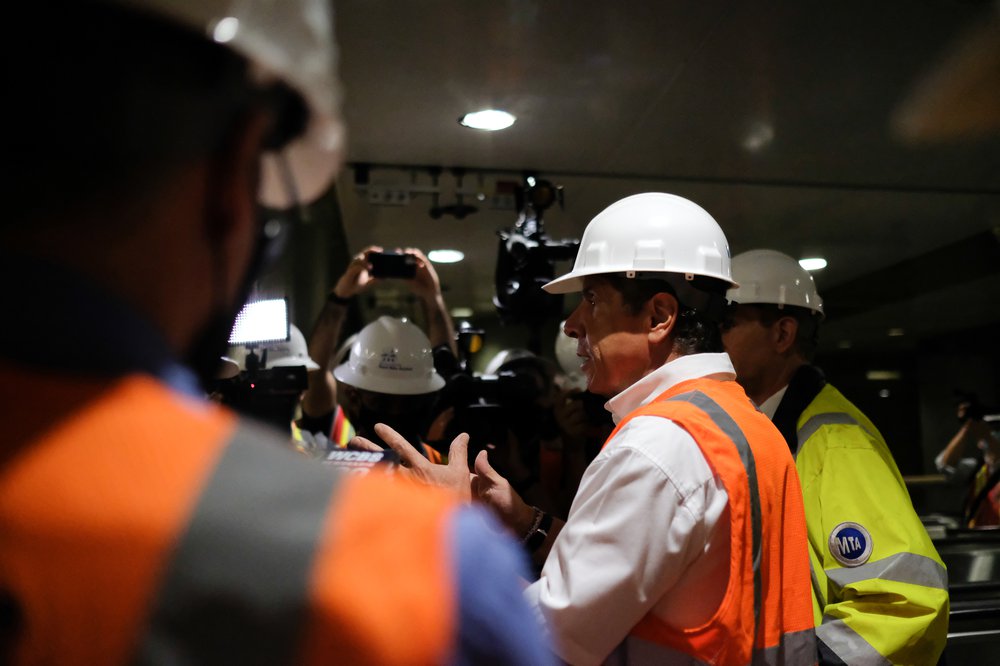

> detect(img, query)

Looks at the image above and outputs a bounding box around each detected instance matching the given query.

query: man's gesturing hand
[351,423,472,502]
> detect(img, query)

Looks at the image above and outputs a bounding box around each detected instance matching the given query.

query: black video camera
[493,178,579,326]
[213,350,308,431]
[434,358,554,470]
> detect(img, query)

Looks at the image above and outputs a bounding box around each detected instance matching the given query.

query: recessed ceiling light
[887,328,905,337]
[450,307,474,318]
[458,109,516,131]
[212,17,239,43]
[799,257,827,271]
[428,249,464,263]
[878,389,891,398]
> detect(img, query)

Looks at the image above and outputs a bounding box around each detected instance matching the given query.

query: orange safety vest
[0,365,456,665]
[610,377,816,665]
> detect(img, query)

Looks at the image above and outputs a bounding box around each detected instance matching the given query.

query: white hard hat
[333,316,445,395]
[228,324,320,370]
[727,249,825,317]
[543,192,736,294]
[112,0,344,208]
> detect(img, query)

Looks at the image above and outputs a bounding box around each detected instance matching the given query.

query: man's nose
[564,305,583,338]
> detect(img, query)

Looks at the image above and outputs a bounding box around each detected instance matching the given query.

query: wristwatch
[523,508,554,553]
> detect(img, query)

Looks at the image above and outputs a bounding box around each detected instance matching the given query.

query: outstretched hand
[350,423,472,502]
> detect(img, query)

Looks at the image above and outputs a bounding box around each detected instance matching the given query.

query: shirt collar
[757,385,789,419]
[606,352,737,424]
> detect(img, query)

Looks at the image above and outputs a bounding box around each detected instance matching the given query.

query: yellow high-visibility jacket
[775,366,949,665]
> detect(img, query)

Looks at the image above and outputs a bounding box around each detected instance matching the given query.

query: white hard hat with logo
[334,316,445,395]
[543,192,737,294]
[111,0,344,208]
[727,249,825,317]
[228,324,320,370]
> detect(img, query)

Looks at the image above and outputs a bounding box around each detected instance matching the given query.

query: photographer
[301,245,457,447]
[936,391,1000,526]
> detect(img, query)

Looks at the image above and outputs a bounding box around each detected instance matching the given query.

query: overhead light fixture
[887,328,906,337]
[878,389,891,399]
[459,109,516,131]
[428,249,464,263]
[211,17,239,43]
[450,307,474,318]
[799,257,827,271]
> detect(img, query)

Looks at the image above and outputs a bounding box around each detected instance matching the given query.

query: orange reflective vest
[613,377,816,665]
[0,366,456,665]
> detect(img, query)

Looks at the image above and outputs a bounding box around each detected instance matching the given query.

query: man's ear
[773,316,799,354]
[648,292,679,344]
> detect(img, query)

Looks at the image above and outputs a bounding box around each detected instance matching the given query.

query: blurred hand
[352,423,472,502]
[402,247,441,301]
[332,245,383,299]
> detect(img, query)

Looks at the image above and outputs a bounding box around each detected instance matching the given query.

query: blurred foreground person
[723,249,948,665]
[371,193,817,665]
[0,2,549,664]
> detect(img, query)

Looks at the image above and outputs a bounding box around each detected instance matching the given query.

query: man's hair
[745,304,821,361]
[8,2,304,230]
[605,275,725,355]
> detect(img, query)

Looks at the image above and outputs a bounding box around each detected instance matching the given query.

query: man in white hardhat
[0,2,550,664]
[334,316,447,463]
[723,248,948,665]
[373,192,817,664]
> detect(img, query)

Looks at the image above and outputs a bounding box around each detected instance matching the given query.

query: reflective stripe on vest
[667,390,763,640]
[133,419,341,664]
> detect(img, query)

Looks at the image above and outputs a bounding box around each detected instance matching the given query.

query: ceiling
[325,0,1000,356]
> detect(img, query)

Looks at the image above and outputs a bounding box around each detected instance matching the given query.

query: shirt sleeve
[524,417,725,665]
[450,505,556,666]
[808,426,949,665]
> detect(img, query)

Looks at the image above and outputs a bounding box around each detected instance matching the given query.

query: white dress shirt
[524,353,737,665]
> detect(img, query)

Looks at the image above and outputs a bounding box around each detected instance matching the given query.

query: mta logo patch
[828,522,873,567]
